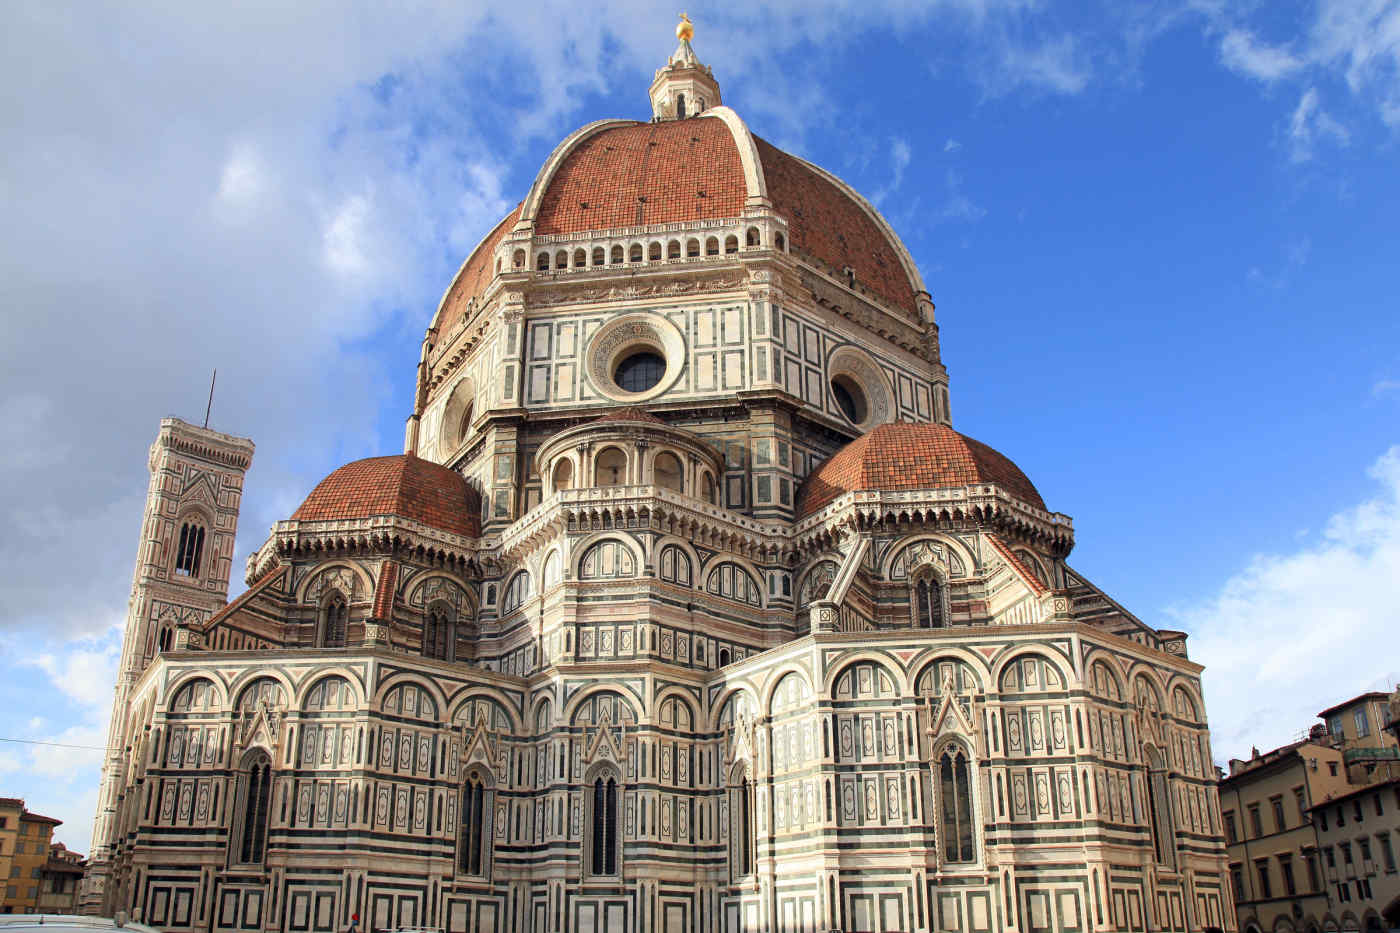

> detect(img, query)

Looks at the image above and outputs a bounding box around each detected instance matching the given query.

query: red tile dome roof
[796,422,1046,519]
[428,110,925,365]
[291,455,480,537]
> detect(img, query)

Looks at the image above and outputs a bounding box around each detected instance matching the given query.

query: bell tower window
[676,93,686,118]
[174,522,205,577]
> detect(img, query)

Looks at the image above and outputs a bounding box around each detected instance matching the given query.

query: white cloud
[1177,446,1400,763]
[1374,378,1400,397]
[982,33,1091,96]
[871,137,913,205]
[944,139,963,152]
[1289,86,1351,161]
[940,169,988,222]
[1220,29,1303,82]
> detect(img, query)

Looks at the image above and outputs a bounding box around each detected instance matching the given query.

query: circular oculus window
[585,313,687,402]
[826,346,893,429]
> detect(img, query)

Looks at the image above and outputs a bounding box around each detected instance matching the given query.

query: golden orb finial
[676,12,694,42]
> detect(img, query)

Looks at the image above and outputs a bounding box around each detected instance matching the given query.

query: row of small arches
[549,446,717,504]
[509,542,762,609]
[522,227,783,272]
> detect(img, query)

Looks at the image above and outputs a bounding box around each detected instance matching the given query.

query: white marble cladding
[519,217,783,275]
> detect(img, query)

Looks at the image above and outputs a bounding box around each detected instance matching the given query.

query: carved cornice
[799,267,930,362]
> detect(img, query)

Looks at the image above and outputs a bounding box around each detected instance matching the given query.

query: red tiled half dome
[291,455,480,537]
[796,422,1046,519]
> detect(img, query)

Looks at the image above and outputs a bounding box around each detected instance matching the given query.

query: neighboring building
[1311,776,1400,932]
[1221,740,1352,933]
[82,18,1234,933]
[37,843,87,914]
[0,800,65,914]
[1318,694,1400,786]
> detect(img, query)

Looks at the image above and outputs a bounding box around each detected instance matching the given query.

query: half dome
[795,422,1046,519]
[291,455,481,537]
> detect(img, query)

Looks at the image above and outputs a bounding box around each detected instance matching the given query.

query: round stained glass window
[614,351,666,394]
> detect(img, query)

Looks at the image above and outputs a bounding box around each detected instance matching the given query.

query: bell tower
[81,417,253,915]
[649,14,721,120]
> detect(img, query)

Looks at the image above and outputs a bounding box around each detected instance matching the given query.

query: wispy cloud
[1374,378,1400,398]
[1289,86,1351,161]
[1220,29,1304,82]
[940,169,988,222]
[1177,446,1400,761]
[870,137,913,205]
[944,139,963,152]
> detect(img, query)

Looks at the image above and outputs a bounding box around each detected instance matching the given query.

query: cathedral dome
[795,422,1046,518]
[428,110,928,356]
[291,455,481,537]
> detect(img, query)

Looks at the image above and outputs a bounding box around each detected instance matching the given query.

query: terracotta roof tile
[986,534,1050,597]
[373,560,399,619]
[434,203,522,341]
[796,422,1045,518]
[755,137,918,316]
[536,120,748,234]
[291,455,481,538]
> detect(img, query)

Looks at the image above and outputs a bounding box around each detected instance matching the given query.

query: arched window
[686,238,700,257]
[458,772,490,876]
[501,572,531,613]
[592,247,605,266]
[611,245,624,264]
[776,232,786,251]
[717,648,731,667]
[237,750,273,865]
[724,235,738,254]
[321,593,348,648]
[174,521,205,577]
[629,244,643,262]
[705,236,719,256]
[938,745,975,864]
[536,252,549,271]
[1144,746,1176,868]
[745,226,760,247]
[915,577,945,628]
[555,250,568,269]
[701,471,717,504]
[648,241,662,261]
[573,248,586,268]
[730,766,755,879]
[667,239,681,259]
[157,626,173,653]
[590,773,619,875]
[423,604,452,661]
[676,93,687,118]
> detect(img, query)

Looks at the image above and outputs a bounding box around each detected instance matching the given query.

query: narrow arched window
[591,775,618,875]
[938,746,975,863]
[423,606,452,661]
[174,522,205,577]
[458,774,489,875]
[676,93,686,118]
[157,626,173,653]
[321,593,347,648]
[1145,747,1176,868]
[238,751,273,865]
[915,578,945,629]
[740,776,754,875]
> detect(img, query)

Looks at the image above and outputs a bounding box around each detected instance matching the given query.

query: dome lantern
[649,14,721,121]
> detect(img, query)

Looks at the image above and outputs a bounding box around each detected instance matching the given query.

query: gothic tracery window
[458,772,490,876]
[423,604,452,661]
[590,771,619,876]
[938,744,975,863]
[237,750,273,865]
[174,521,205,577]
[320,592,348,648]
[730,765,756,879]
[913,575,945,628]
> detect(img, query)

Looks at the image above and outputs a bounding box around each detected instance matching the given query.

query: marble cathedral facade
[83,21,1234,933]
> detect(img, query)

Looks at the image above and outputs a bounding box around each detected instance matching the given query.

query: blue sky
[2,0,1397,851]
